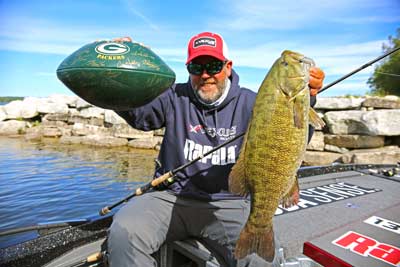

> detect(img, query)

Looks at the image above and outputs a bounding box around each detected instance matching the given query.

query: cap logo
[193,37,216,48]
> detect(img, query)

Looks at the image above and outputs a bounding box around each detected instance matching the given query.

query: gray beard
[191,78,229,105]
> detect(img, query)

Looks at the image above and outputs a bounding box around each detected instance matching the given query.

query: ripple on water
[0,137,158,232]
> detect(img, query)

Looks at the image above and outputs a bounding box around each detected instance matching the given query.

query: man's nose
[200,69,211,78]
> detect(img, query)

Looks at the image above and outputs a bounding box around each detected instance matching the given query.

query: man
[107,32,325,266]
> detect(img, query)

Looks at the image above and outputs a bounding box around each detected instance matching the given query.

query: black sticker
[194,37,216,48]
[275,182,381,216]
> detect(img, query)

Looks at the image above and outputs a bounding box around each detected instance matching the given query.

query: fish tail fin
[309,107,325,128]
[235,224,275,262]
[280,176,300,208]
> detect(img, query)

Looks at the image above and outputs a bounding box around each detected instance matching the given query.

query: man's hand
[309,67,325,96]
[112,36,150,48]
[112,36,133,42]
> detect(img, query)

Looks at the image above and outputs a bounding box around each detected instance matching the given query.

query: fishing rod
[99,132,245,215]
[100,46,400,216]
[318,46,400,94]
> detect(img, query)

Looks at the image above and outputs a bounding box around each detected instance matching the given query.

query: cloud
[230,40,387,77]
[0,14,166,55]
[121,0,160,31]
[217,0,399,30]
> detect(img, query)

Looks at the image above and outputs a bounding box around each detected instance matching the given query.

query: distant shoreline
[0,97,24,104]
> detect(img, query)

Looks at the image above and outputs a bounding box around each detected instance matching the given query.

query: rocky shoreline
[0,94,399,166]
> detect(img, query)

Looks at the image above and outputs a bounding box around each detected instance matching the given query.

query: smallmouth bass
[229,50,325,261]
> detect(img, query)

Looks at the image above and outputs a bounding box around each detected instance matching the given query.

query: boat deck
[1,164,399,267]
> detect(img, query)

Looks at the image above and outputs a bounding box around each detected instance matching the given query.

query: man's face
[188,56,232,104]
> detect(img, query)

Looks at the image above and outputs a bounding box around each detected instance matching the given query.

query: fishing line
[375,71,400,78]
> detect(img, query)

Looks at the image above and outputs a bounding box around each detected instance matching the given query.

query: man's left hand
[309,67,325,96]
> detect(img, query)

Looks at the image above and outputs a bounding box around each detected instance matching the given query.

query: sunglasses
[187,60,227,75]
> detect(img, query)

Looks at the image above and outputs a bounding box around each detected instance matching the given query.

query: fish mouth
[299,56,315,67]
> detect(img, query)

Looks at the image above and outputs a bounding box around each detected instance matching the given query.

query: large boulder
[72,123,112,136]
[0,107,6,121]
[314,97,364,110]
[324,134,385,149]
[324,110,400,136]
[104,110,126,125]
[302,151,343,166]
[79,107,105,119]
[35,97,69,115]
[0,120,27,135]
[76,98,92,110]
[42,113,70,122]
[324,144,349,154]
[306,131,324,151]
[3,99,38,119]
[48,94,78,108]
[362,96,400,109]
[341,146,400,164]
[112,124,153,139]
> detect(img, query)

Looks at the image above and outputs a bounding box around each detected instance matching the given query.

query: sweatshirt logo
[188,124,237,141]
[189,124,204,133]
[183,139,236,165]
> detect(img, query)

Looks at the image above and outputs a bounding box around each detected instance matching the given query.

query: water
[0,136,158,232]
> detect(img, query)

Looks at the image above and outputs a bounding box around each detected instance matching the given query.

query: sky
[0,0,399,97]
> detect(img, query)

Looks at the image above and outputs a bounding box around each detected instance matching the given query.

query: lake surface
[0,136,158,236]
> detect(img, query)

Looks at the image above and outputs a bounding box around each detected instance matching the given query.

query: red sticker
[332,231,400,266]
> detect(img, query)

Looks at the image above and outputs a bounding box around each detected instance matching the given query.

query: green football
[57,41,176,110]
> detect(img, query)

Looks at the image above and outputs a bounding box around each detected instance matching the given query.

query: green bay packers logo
[95,42,130,55]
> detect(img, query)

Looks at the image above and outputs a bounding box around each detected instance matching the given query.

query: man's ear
[225,60,233,76]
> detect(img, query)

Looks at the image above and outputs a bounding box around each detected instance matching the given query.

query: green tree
[367,28,400,96]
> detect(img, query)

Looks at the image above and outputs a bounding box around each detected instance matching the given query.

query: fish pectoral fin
[235,224,275,262]
[280,176,300,208]
[308,107,325,128]
[293,98,305,129]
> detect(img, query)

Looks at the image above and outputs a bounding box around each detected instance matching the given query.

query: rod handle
[99,206,111,216]
[87,251,103,262]
[151,171,174,187]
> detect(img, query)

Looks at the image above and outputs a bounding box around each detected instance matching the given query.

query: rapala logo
[95,42,130,55]
[183,139,236,165]
[332,231,400,266]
